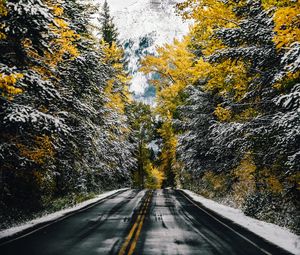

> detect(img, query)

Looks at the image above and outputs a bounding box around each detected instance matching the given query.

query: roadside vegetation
[0,0,299,235]
[140,0,300,234]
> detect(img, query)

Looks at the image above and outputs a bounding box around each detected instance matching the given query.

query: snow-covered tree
[0,0,136,225]
[98,0,119,46]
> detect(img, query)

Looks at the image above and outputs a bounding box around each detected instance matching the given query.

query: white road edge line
[0,188,129,247]
[180,190,272,255]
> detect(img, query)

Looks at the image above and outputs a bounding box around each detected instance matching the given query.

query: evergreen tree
[98,0,119,46]
[140,0,300,232]
[0,0,136,229]
[173,0,300,232]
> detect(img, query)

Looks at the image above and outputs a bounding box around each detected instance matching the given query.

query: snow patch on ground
[181,189,300,255]
[0,188,128,240]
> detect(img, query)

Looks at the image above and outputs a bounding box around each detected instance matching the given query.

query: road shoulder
[180,189,300,255]
[0,188,129,245]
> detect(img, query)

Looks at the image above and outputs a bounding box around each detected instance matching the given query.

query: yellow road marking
[127,193,152,255]
[127,209,147,255]
[118,220,139,255]
[118,192,152,255]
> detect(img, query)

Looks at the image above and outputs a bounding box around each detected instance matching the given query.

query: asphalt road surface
[0,189,292,255]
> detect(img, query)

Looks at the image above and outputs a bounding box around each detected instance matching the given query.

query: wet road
[0,189,292,255]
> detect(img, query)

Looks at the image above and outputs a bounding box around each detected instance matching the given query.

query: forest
[0,0,299,236]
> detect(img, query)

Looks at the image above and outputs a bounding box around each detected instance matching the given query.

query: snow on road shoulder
[0,188,128,240]
[181,189,300,255]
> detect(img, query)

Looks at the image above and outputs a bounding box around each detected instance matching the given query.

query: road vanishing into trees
[0,189,292,255]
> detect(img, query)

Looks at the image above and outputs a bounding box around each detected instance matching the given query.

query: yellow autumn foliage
[261,0,300,48]
[206,60,249,100]
[104,79,127,113]
[52,5,64,16]
[0,73,23,98]
[102,40,131,113]
[141,36,211,116]
[177,0,239,55]
[231,153,256,207]
[236,108,260,122]
[22,3,80,78]
[141,37,196,88]
[145,164,165,189]
[287,172,300,191]
[0,0,7,17]
[141,29,248,122]
[158,113,178,178]
[0,31,6,40]
[214,104,232,122]
[17,135,55,165]
[273,5,300,48]
[202,171,227,198]
[0,1,7,40]
[46,15,80,65]
[259,168,283,194]
[266,176,283,194]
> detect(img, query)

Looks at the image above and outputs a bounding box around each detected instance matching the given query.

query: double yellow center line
[118,191,153,255]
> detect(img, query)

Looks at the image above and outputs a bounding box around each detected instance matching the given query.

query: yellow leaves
[236,108,260,122]
[47,18,80,66]
[22,38,41,61]
[101,40,125,70]
[142,34,247,117]
[234,153,256,181]
[202,171,227,196]
[53,17,68,29]
[178,0,239,54]
[23,2,80,78]
[205,60,249,100]
[0,1,7,40]
[178,0,238,26]
[0,72,23,98]
[49,3,80,61]
[145,164,165,189]
[104,79,126,113]
[259,168,283,194]
[286,172,300,191]
[214,104,232,122]
[150,167,165,188]
[273,4,300,48]
[232,152,256,207]
[176,2,250,101]
[0,31,6,40]
[262,0,291,8]
[273,70,300,91]
[158,114,178,175]
[141,37,193,86]
[53,5,64,16]
[102,40,131,113]
[194,0,238,28]
[0,0,8,17]
[265,176,283,194]
[141,36,204,116]
[17,135,55,165]
[261,0,300,49]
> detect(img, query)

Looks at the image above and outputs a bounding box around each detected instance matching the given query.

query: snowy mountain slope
[96,0,188,44]
[94,0,190,101]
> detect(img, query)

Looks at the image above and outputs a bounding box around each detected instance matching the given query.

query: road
[0,189,292,255]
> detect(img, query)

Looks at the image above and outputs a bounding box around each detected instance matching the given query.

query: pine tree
[98,0,119,46]
[0,0,136,227]
[174,0,300,232]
